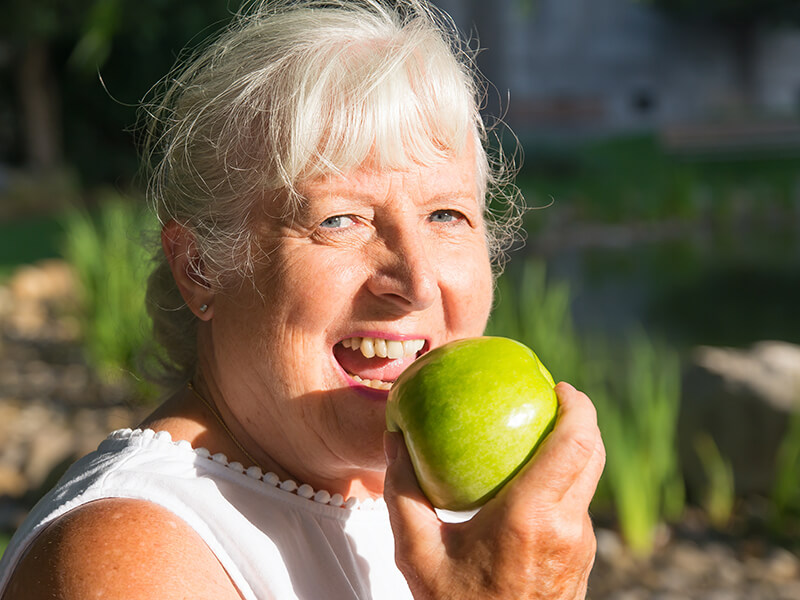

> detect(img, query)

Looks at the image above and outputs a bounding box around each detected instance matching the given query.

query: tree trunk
[730,25,759,115]
[16,41,63,171]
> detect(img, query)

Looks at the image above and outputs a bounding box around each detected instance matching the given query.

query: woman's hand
[383,382,605,600]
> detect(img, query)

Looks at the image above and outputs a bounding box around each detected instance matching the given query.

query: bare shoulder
[2,498,243,600]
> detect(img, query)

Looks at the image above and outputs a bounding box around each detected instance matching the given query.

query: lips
[334,335,426,390]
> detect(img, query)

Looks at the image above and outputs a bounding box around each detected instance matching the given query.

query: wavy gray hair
[141,0,523,387]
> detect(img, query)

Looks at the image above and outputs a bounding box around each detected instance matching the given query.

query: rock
[680,341,800,498]
[0,464,27,497]
[8,260,78,305]
[763,547,800,581]
[596,528,627,564]
[4,259,81,342]
[692,342,800,412]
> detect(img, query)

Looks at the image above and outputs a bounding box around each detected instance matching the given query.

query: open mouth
[333,336,426,391]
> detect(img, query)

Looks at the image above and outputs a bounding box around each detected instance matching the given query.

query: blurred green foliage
[60,194,159,400]
[519,135,800,227]
[0,215,66,282]
[771,411,800,537]
[0,532,9,562]
[595,333,685,556]
[694,433,736,530]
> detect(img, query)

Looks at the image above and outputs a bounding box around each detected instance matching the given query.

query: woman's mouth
[333,336,426,391]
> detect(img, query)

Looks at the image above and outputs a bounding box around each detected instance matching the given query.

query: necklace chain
[187,382,262,471]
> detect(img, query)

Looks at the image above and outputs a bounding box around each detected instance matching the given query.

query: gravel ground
[589,525,800,599]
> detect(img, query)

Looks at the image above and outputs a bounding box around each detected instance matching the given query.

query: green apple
[386,336,558,512]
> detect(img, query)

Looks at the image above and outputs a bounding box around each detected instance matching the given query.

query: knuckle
[567,430,597,466]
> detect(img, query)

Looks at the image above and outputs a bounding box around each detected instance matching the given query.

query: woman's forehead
[296,154,479,204]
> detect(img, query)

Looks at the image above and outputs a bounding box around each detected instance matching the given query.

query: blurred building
[435,0,800,140]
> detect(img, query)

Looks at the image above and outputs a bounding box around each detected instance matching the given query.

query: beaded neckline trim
[106,428,383,511]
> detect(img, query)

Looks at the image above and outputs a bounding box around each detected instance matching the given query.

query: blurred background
[0,0,798,597]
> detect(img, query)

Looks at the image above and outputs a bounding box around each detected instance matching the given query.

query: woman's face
[203,142,494,493]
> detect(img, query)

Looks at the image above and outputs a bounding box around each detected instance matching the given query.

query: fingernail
[383,432,399,465]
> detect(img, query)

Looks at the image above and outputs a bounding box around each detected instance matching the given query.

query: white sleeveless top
[0,428,414,600]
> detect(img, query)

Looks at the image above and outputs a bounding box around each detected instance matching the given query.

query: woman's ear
[161,220,215,320]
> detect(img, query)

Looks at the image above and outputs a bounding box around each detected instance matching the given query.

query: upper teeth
[341,336,424,359]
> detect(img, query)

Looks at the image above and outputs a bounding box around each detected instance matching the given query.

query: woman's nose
[367,231,439,313]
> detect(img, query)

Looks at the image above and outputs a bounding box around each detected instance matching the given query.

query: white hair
[141,0,523,385]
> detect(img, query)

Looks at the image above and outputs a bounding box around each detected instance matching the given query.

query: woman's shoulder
[2,498,243,600]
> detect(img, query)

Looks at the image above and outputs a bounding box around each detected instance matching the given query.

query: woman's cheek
[442,246,493,334]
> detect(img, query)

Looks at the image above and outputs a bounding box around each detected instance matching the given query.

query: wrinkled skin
[384,382,605,600]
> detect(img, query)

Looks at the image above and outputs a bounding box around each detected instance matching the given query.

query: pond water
[527,219,800,353]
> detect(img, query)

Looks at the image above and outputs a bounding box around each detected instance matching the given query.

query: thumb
[383,432,442,567]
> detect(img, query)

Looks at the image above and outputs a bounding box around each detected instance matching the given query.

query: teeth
[341,336,424,359]
[340,337,426,391]
[350,374,393,390]
[360,338,375,358]
[402,339,420,356]
[387,340,403,359]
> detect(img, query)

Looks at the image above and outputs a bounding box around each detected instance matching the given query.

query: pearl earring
[199,304,209,313]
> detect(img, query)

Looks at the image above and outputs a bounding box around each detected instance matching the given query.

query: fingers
[506,382,605,509]
[382,432,442,575]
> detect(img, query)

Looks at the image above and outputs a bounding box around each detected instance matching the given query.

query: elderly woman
[0,1,604,598]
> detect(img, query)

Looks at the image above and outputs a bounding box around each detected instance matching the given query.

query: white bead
[246,466,263,479]
[263,472,280,486]
[212,452,229,465]
[280,479,298,492]
[344,497,358,509]
[314,490,331,504]
[297,484,314,499]
[228,461,244,473]
[329,493,344,507]
[154,430,172,442]
[196,447,211,459]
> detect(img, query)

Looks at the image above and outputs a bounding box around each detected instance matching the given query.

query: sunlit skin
[187,139,494,500]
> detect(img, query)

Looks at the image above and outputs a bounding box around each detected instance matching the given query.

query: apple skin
[385,336,557,512]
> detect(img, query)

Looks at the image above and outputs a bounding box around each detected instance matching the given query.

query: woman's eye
[429,209,465,224]
[319,215,357,229]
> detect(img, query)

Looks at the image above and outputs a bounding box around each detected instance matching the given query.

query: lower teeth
[350,373,392,390]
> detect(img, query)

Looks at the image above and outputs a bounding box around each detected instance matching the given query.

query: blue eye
[320,215,356,229]
[430,210,463,223]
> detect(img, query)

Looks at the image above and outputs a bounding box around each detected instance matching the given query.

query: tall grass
[489,261,581,381]
[488,259,685,555]
[770,410,800,535]
[694,433,736,529]
[0,532,9,562]
[61,195,159,400]
[592,333,685,555]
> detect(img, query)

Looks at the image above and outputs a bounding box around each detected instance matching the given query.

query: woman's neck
[139,386,386,501]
